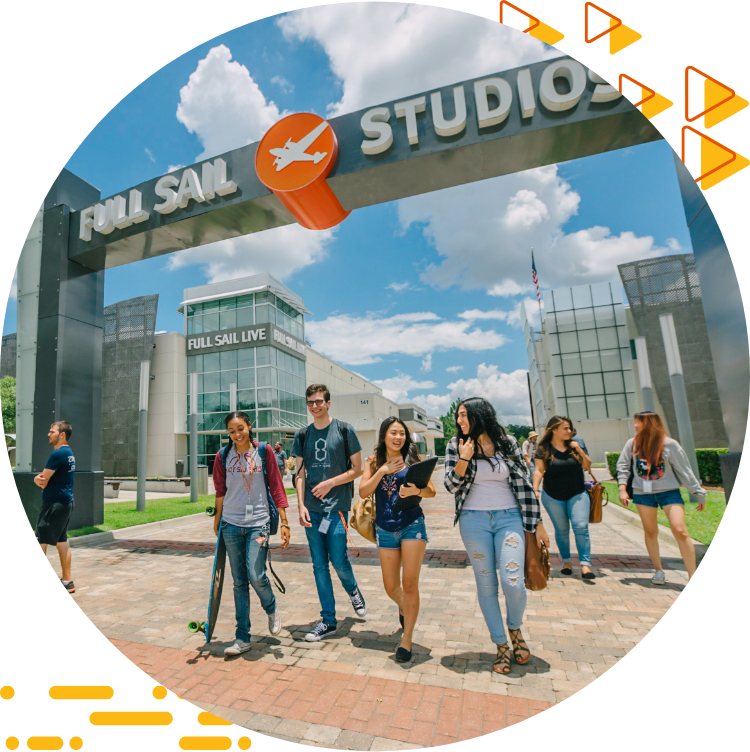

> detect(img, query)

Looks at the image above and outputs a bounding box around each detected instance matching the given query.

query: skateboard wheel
[206,507,216,517]
[188,621,200,633]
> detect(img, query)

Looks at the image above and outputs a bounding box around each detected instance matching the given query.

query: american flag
[531,250,541,302]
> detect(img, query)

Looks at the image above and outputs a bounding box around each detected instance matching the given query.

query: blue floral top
[375,465,424,532]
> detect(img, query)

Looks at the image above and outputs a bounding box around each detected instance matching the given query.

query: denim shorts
[375,517,428,549]
[633,488,684,508]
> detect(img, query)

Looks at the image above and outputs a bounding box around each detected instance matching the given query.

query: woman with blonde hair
[532,415,594,579]
[616,411,706,584]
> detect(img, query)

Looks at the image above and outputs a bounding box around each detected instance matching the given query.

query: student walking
[359,417,435,663]
[274,442,288,477]
[292,384,367,641]
[521,431,538,467]
[212,411,291,656]
[34,421,76,593]
[532,415,595,579]
[444,398,549,675]
[616,411,706,583]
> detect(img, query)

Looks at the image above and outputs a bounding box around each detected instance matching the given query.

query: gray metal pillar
[189,372,198,504]
[673,154,748,500]
[660,313,700,501]
[634,336,656,413]
[136,360,150,512]
[230,382,237,413]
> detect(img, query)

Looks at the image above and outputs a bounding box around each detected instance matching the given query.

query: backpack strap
[221,442,232,469]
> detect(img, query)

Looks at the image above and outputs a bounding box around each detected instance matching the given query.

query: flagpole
[532,247,543,330]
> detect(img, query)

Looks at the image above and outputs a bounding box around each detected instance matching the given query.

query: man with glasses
[292,384,367,641]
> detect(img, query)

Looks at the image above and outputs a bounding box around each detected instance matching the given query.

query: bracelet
[280,523,290,529]
[456,457,469,464]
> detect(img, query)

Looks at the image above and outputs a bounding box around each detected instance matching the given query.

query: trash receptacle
[196,465,209,496]
[175,460,184,478]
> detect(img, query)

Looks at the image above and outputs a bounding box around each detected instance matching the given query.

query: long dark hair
[536,415,577,465]
[224,411,254,448]
[371,416,415,471]
[455,398,513,460]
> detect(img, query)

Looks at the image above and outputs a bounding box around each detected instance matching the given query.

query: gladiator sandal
[509,628,531,665]
[493,643,511,674]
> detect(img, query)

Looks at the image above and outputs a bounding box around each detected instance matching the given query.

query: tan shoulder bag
[350,494,377,544]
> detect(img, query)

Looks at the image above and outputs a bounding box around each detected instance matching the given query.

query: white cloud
[387,282,411,293]
[164,223,335,283]
[373,373,437,404]
[277,4,553,117]
[421,354,432,373]
[446,365,463,373]
[144,147,156,163]
[270,74,295,94]
[166,163,185,173]
[398,165,677,295]
[176,45,285,160]
[306,311,509,365]
[458,309,511,322]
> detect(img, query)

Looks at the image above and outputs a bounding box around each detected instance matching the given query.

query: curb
[604,499,708,561]
[68,512,207,548]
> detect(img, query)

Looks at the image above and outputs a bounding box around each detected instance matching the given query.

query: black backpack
[292,420,355,499]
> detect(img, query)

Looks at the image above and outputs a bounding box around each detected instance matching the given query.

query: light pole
[136,360,150,512]
[189,372,198,504]
[633,337,655,412]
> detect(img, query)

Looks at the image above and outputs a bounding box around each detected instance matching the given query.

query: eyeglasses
[306,399,326,407]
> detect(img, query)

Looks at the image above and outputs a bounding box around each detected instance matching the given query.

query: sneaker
[268,609,282,636]
[651,570,666,585]
[304,620,337,642]
[224,639,253,656]
[350,586,367,617]
[61,579,75,594]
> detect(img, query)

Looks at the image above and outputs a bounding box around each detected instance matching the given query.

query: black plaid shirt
[443,435,541,533]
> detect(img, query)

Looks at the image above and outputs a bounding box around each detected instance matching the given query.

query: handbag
[350,494,377,544]
[524,532,550,591]
[586,468,609,524]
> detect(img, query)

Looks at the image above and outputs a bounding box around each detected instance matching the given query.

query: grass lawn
[600,481,726,546]
[69,489,296,538]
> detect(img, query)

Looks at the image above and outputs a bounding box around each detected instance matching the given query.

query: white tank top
[463,455,519,511]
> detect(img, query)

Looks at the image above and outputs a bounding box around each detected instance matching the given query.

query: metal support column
[189,372,198,504]
[136,360,150,512]
[229,382,237,413]
[633,337,656,413]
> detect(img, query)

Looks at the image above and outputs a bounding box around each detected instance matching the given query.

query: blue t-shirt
[42,446,75,505]
[292,419,361,514]
[374,465,424,533]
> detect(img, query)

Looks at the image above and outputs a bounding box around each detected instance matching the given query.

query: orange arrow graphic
[499,2,565,45]
[681,126,749,190]
[685,66,735,122]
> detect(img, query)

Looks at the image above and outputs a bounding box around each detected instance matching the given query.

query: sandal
[493,643,511,674]
[509,629,531,665]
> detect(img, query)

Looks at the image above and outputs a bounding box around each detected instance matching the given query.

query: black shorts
[36,501,73,545]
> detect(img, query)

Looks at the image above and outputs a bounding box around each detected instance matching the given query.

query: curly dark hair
[535,415,579,466]
[224,411,255,444]
[455,398,513,460]
[370,416,418,471]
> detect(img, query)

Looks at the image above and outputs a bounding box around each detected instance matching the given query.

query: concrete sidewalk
[56,473,691,749]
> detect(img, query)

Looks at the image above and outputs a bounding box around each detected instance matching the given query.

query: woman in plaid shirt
[444,398,549,675]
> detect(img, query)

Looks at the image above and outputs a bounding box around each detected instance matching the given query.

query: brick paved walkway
[55,475,692,749]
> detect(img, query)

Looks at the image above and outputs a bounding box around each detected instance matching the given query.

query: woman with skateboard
[212,411,291,656]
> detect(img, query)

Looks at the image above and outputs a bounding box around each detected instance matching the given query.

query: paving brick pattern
[57,474,691,749]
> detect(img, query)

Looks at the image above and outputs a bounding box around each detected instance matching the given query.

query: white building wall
[306,349,382,397]
[327,392,399,459]
[146,332,187,476]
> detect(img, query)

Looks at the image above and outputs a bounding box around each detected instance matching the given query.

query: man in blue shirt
[292,384,366,641]
[34,421,76,593]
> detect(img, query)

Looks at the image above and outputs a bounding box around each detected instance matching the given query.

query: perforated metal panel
[101,295,158,476]
[618,254,727,447]
[1,334,16,379]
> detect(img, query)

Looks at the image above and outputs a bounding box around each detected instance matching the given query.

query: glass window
[256,409,271,428]
[237,293,254,308]
[197,394,204,413]
[258,388,279,409]
[256,347,271,366]
[206,435,221,454]
[220,297,236,311]
[203,312,220,332]
[203,413,224,431]
[238,368,255,389]
[620,347,633,368]
[597,327,619,349]
[255,305,273,324]
[623,369,636,392]
[571,284,593,309]
[567,396,587,421]
[187,354,203,373]
[606,394,628,418]
[591,282,613,306]
[561,353,582,375]
[603,371,625,393]
[574,308,595,330]
[555,398,568,415]
[614,306,626,326]
[600,349,622,371]
[583,372,604,395]
[594,306,616,327]
[617,326,630,347]
[238,348,254,368]
[220,350,237,370]
[256,290,271,303]
[542,289,555,312]
[558,332,579,354]
[580,351,601,373]
[553,376,566,397]
[547,333,560,355]
[237,389,256,412]
[187,303,201,316]
[257,367,277,388]
[204,299,220,312]
[237,307,254,327]
[219,310,236,330]
[204,392,220,413]
[552,287,573,311]
[221,370,238,391]
[203,371,221,393]
[204,352,221,373]
[219,391,230,412]
[577,329,598,352]
[555,310,576,333]
[550,355,563,376]
[627,393,640,416]
[586,395,608,419]
[564,375,584,396]
[187,318,196,335]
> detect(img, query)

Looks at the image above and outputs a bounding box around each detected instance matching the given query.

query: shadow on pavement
[442,651,551,676]
[620,577,685,592]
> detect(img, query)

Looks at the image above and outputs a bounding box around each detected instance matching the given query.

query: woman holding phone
[359,417,436,663]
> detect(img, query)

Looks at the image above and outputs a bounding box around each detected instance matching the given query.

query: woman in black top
[532,415,595,579]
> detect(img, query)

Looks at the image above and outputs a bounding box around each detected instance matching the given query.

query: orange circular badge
[255,112,350,230]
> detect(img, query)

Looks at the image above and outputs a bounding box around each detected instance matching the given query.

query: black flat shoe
[582,571,596,580]
[561,567,573,575]
[395,647,412,663]
[399,611,404,629]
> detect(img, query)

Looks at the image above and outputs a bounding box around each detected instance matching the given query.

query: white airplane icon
[269,121,330,171]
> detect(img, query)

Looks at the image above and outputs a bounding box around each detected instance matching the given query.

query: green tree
[505,424,532,442]
[1,376,15,435]
[435,399,461,457]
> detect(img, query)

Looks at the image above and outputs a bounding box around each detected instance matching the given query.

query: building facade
[1,333,16,379]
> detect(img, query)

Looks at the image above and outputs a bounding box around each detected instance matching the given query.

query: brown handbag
[350,494,377,544]
[524,532,550,591]
[587,468,609,523]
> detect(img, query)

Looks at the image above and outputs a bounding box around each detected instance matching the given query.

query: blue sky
[4,4,692,422]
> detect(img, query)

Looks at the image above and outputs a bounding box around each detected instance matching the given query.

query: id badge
[245,504,254,520]
[641,480,653,493]
[318,516,331,534]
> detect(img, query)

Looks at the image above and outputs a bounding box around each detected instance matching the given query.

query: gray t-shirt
[222,446,271,528]
[292,418,361,514]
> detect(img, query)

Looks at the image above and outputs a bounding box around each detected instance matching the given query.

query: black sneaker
[304,620,337,642]
[61,580,75,594]
[350,586,367,617]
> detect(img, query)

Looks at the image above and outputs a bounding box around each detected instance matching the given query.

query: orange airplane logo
[256,112,350,230]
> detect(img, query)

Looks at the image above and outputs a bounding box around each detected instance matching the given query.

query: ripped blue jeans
[459,509,527,646]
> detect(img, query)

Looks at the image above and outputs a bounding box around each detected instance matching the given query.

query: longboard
[188,523,226,644]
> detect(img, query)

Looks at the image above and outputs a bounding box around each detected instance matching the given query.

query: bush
[434,437,448,458]
[605,448,728,485]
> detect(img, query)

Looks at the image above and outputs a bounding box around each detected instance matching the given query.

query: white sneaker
[268,609,282,636]
[350,586,367,617]
[651,570,666,585]
[224,639,252,656]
